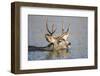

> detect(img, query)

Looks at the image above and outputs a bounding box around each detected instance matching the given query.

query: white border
[20,7,95,70]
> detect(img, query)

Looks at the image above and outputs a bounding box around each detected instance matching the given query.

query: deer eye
[57,40,61,44]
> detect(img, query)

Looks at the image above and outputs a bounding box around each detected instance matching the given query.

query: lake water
[28,46,88,60]
[28,15,88,61]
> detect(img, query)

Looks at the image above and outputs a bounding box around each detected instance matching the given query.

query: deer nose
[68,42,71,45]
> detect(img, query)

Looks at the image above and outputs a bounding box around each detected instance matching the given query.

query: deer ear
[62,33,69,41]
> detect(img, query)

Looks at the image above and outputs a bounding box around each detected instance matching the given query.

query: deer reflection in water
[45,20,71,59]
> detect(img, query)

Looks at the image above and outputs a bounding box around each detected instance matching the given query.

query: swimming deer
[45,20,71,59]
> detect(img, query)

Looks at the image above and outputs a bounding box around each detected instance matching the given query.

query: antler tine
[66,24,70,33]
[51,24,56,35]
[62,18,64,34]
[52,24,54,33]
[62,23,64,33]
[45,16,56,35]
[46,19,52,35]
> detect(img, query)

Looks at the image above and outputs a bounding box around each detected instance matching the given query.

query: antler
[46,21,52,35]
[46,20,56,35]
[62,23,64,33]
[66,24,70,33]
[57,24,70,41]
[61,22,70,33]
[51,24,56,35]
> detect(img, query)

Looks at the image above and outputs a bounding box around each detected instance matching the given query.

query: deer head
[45,20,71,49]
